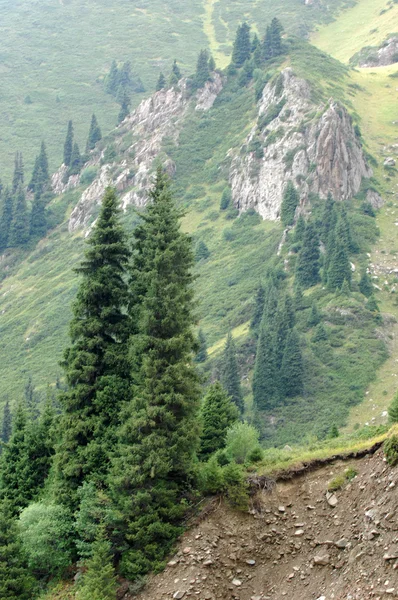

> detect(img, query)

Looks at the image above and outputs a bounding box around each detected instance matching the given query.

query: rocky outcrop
[229,68,380,221]
[68,74,223,232]
[351,36,398,68]
[51,164,80,196]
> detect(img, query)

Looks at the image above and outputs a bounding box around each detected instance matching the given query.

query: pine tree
[194,50,210,89]
[208,54,216,72]
[280,329,303,398]
[263,25,272,60]
[366,295,380,316]
[339,204,356,252]
[294,284,304,311]
[156,72,166,91]
[359,270,373,297]
[86,114,102,152]
[110,169,200,579]
[69,142,82,176]
[307,303,321,327]
[195,328,208,363]
[0,188,14,249]
[320,192,337,244]
[312,322,328,342]
[281,181,299,227]
[294,214,306,244]
[54,188,131,509]
[171,59,181,80]
[28,142,49,195]
[76,528,117,600]
[388,390,398,423]
[8,186,29,247]
[0,402,29,510]
[106,60,120,96]
[24,376,38,421]
[63,120,74,167]
[195,239,210,261]
[295,222,321,288]
[12,152,24,194]
[0,500,36,600]
[270,17,283,57]
[200,382,239,457]
[220,332,244,413]
[252,324,278,410]
[274,294,295,369]
[327,220,351,291]
[118,93,131,123]
[1,400,12,445]
[250,284,265,335]
[231,23,251,67]
[30,192,47,238]
[220,187,231,210]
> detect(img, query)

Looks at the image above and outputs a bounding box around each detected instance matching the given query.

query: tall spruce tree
[320,192,337,244]
[118,92,131,123]
[274,294,295,369]
[327,218,352,291]
[28,142,49,196]
[54,188,131,509]
[0,402,29,510]
[86,114,102,152]
[106,60,120,96]
[231,22,251,67]
[359,270,373,297]
[263,25,272,60]
[200,382,239,457]
[156,72,166,91]
[252,323,278,410]
[280,328,303,398]
[63,120,74,167]
[0,188,14,250]
[281,181,299,227]
[8,186,29,247]
[1,400,12,445]
[195,328,208,363]
[77,528,117,600]
[295,222,321,288]
[69,142,82,176]
[12,152,24,194]
[250,283,265,335]
[171,59,182,80]
[30,192,47,238]
[110,168,200,579]
[220,332,244,413]
[270,17,283,57]
[194,50,210,89]
[294,214,306,244]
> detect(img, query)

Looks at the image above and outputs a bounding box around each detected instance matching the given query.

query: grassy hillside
[0,0,356,179]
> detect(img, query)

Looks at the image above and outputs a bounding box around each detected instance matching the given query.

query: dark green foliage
[220,187,231,210]
[69,142,82,176]
[294,214,306,244]
[77,528,117,600]
[252,324,278,410]
[106,60,145,99]
[263,18,284,59]
[220,332,243,413]
[118,93,131,124]
[295,222,320,288]
[156,72,166,91]
[231,22,251,67]
[0,188,14,250]
[171,59,182,81]
[340,279,351,296]
[86,114,102,152]
[29,192,47,238]
[195,239,210,261]
[54,188,131,509]
[366,295,380,315]
[200,382,239,457]
[339,204,356,253]
[0,403,29,510]
[294,284,304,311]
[208,54,216,72]
[280,328,303,397]
[8,187,29,247]
[195,328,208,363]
[327,225,351,291]
[1,400,12,445]
[237,59,254,87]
[312,322,328,342]
[63,120,74,167]
[359,271,373,297]
[320,192,337,244]
[28,142,50,196]
[0,501,36,600]
[389,391,398,423]
[12,152,24,194]
[307,303,321,327]
[250,284,265,335]
[329,424,339,438]
[110,169,200,579]
[384,435,398,466]
[106,60,119,95]
[280,181,299,227]
[274,294,295,367]
[193,50,210,89]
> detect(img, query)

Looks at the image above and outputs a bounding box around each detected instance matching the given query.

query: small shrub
[248,446,264,463]
[220,187,232,210]
[327,474,346,492]
[384,435,398,466]
[222,462,249,510]
[225,422,260,464]
[80,166,98,186]
[344,467,357,481]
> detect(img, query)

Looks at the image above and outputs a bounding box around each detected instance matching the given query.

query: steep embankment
[126,447,398,600]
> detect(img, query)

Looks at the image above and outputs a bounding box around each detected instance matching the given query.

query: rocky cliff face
[229,68,377,221]
[355,36,398,68]
[67,73,223,232]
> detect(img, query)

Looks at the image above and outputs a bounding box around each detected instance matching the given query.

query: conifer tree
[270,17,283,57]
[320,192,337,244]
[208,54,216,72]
[156,72,166,91]
[106,60,120,96]
[281,181,299,227]
[232,23,251,67]
[294,284,304,311]
[195,239,210,261]
[86,114,102,152]
[54,188,131,509]
[76,528,117,600]
[194,50,210,89]
[327,222,351,291]
[195,328,208,363]
[388,390,398,423]
[69,142,82,176]
[294,214,306,244]
[63,120,74,167]
[339,204,356,252]
[312,322,328,342]
[28,142,50,196]
[252,324,278,410]
[8,186,29,247]
[24,376,38,421]
[274,294,295,369]
[110,169,200,578]
[250,284,265,335]
[263,25,272,60]
[118,92,131,123]
[200,382,239,457]
[307,303,321,327]
[0,188,14,250]
[359,270,373,297]
[220,332,243,413]
[0,500,36,600]
[171,59,182,80]
[295,222,320,288]
[30,192,47,238]
[366,295,380,317]
[1,400,12,445]
[12,152,24,194]
[0,402,29,510]
[280,328,303,397]
[220,187,231,210]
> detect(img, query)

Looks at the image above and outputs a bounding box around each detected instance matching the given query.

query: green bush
[80,167,98,186]
[18,503,74,577]
[220,187,232,210]
[327,474,346,492]
[75,482,110,559]
[248,446,264,463]
[384,435,398,466]
[225,422,260,464]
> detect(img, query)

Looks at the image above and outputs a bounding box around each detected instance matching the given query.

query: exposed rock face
[68,74,223,232]
[358,37,398,67]
[51,164,80,196]
[229,68,379,221]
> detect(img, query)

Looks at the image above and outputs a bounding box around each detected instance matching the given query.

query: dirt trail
[131,449,398,600]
